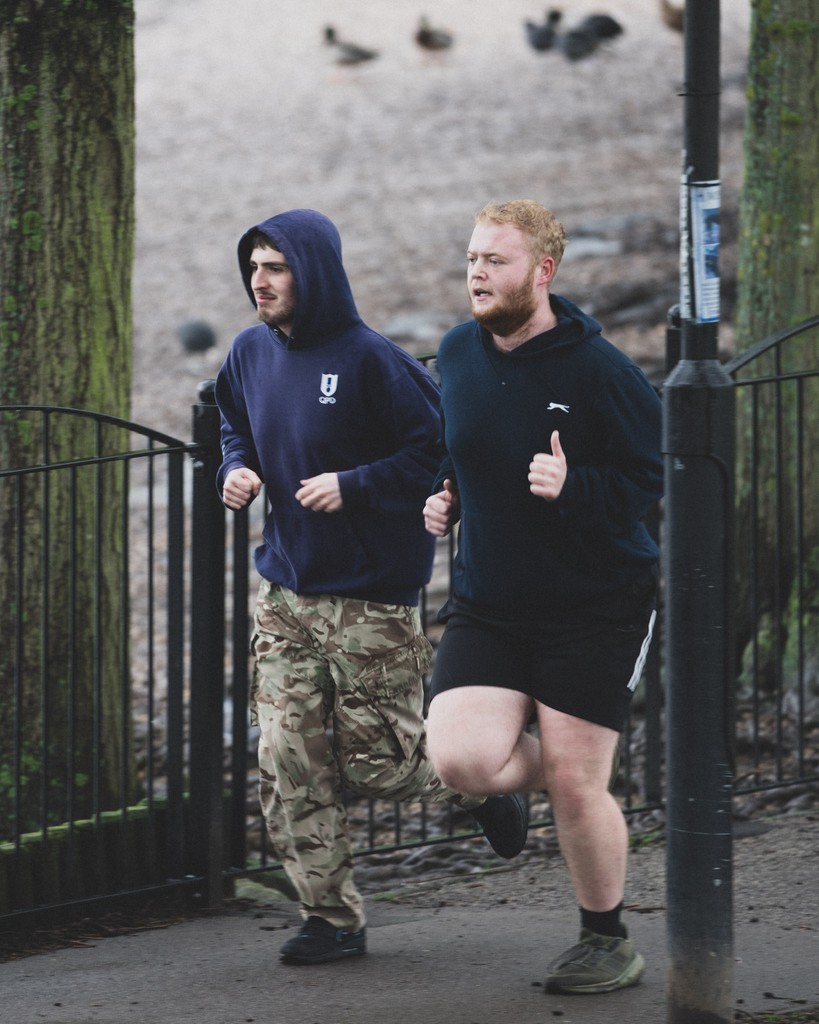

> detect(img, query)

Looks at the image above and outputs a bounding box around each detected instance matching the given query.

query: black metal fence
[725,314,819,809]
[0,405,197,924]
[1,317,817,930]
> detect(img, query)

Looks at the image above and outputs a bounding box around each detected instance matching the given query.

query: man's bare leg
[426,686,546,795]
[537,703,627,911]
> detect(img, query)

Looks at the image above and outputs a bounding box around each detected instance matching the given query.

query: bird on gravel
[415,15,454,52]
[559,25,598,60]
[578,13,624,39]
[558,12,623,61]
[323,25,379,66]
[524,9,563,52]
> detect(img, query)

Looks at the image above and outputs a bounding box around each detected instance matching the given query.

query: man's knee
[435,757,486,795]
[425,688,528,790]
[426,694,512,793]
[427,732,494,794]
[427,741,461,790]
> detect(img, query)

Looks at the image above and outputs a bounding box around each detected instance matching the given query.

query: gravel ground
[132,0,751,439]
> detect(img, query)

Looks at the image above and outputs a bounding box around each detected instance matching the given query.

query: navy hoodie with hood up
[215,209,440,606]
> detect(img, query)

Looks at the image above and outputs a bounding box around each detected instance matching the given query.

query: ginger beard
[470,263,538,337]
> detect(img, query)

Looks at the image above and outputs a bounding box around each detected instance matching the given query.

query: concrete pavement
[2,816,817,1024]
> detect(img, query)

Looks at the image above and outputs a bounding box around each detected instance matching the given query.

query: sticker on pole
[690,182,720,323]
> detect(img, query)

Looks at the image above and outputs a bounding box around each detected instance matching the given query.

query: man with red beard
[423,200,663,995]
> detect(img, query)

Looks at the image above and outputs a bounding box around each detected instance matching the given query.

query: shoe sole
[486,795,529,860]
[545,952,645,994]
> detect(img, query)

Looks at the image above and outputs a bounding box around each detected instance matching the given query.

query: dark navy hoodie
[215,209,440,606]
[434,295,663,619]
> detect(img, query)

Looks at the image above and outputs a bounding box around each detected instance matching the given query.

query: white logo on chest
[547,402,570,413]
[320,373,338,404]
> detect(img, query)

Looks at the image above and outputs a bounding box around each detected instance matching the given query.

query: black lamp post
[663,1,736,1021]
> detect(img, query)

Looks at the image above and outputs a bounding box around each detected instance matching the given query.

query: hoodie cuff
[554,471,576,516]
[337,468,365,509]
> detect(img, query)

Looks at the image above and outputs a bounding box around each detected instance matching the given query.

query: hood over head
[237,209,362,344]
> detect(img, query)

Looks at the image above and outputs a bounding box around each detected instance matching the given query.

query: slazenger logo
[547,402,570,413]
[319,373,338,404]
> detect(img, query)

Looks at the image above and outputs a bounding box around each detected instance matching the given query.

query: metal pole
[663,1,735,1021]
[229,506,250,870]
[189,379,226,905]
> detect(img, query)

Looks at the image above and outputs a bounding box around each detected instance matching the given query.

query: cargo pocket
[337,633,432,769]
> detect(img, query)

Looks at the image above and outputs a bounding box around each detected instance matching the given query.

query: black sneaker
[470,793,529,859]
[279,916,366,965]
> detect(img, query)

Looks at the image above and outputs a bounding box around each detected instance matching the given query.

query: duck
[577,13,623,39]
[660,0,684,33]
[323,25,379,66]
[415,15,453,51]
[558,12,623,61]
[559,26,599,61]
[524,9,563,52]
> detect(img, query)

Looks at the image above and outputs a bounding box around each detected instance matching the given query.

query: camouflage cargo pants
[252,581,481,931]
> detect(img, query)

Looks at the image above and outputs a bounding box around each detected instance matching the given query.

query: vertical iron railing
[726,314,819,803]
[0,407,200,927]
[188,382,227,904]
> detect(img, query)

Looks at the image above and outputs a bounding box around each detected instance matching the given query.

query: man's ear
[537,255,556,286]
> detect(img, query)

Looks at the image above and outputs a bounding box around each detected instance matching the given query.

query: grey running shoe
[545,928,645,994]
[470,793,529,859]
[280,915,366,965]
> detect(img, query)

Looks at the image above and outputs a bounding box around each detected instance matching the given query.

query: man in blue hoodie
[215,209,528,966]
[424,200,663,995]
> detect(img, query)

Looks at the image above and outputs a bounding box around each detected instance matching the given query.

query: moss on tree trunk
[0,0,136,833]
[735,1,819,697]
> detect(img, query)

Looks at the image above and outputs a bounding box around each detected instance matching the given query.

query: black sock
[580,902,626,938]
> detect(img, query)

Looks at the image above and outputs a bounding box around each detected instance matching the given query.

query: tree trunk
[735,1,819,699]
[0,0,135,834]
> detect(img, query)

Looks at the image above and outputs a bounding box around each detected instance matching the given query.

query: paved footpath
[2,815,817,1024]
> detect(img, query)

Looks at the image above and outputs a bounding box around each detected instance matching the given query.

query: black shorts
[429,569,658,733]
